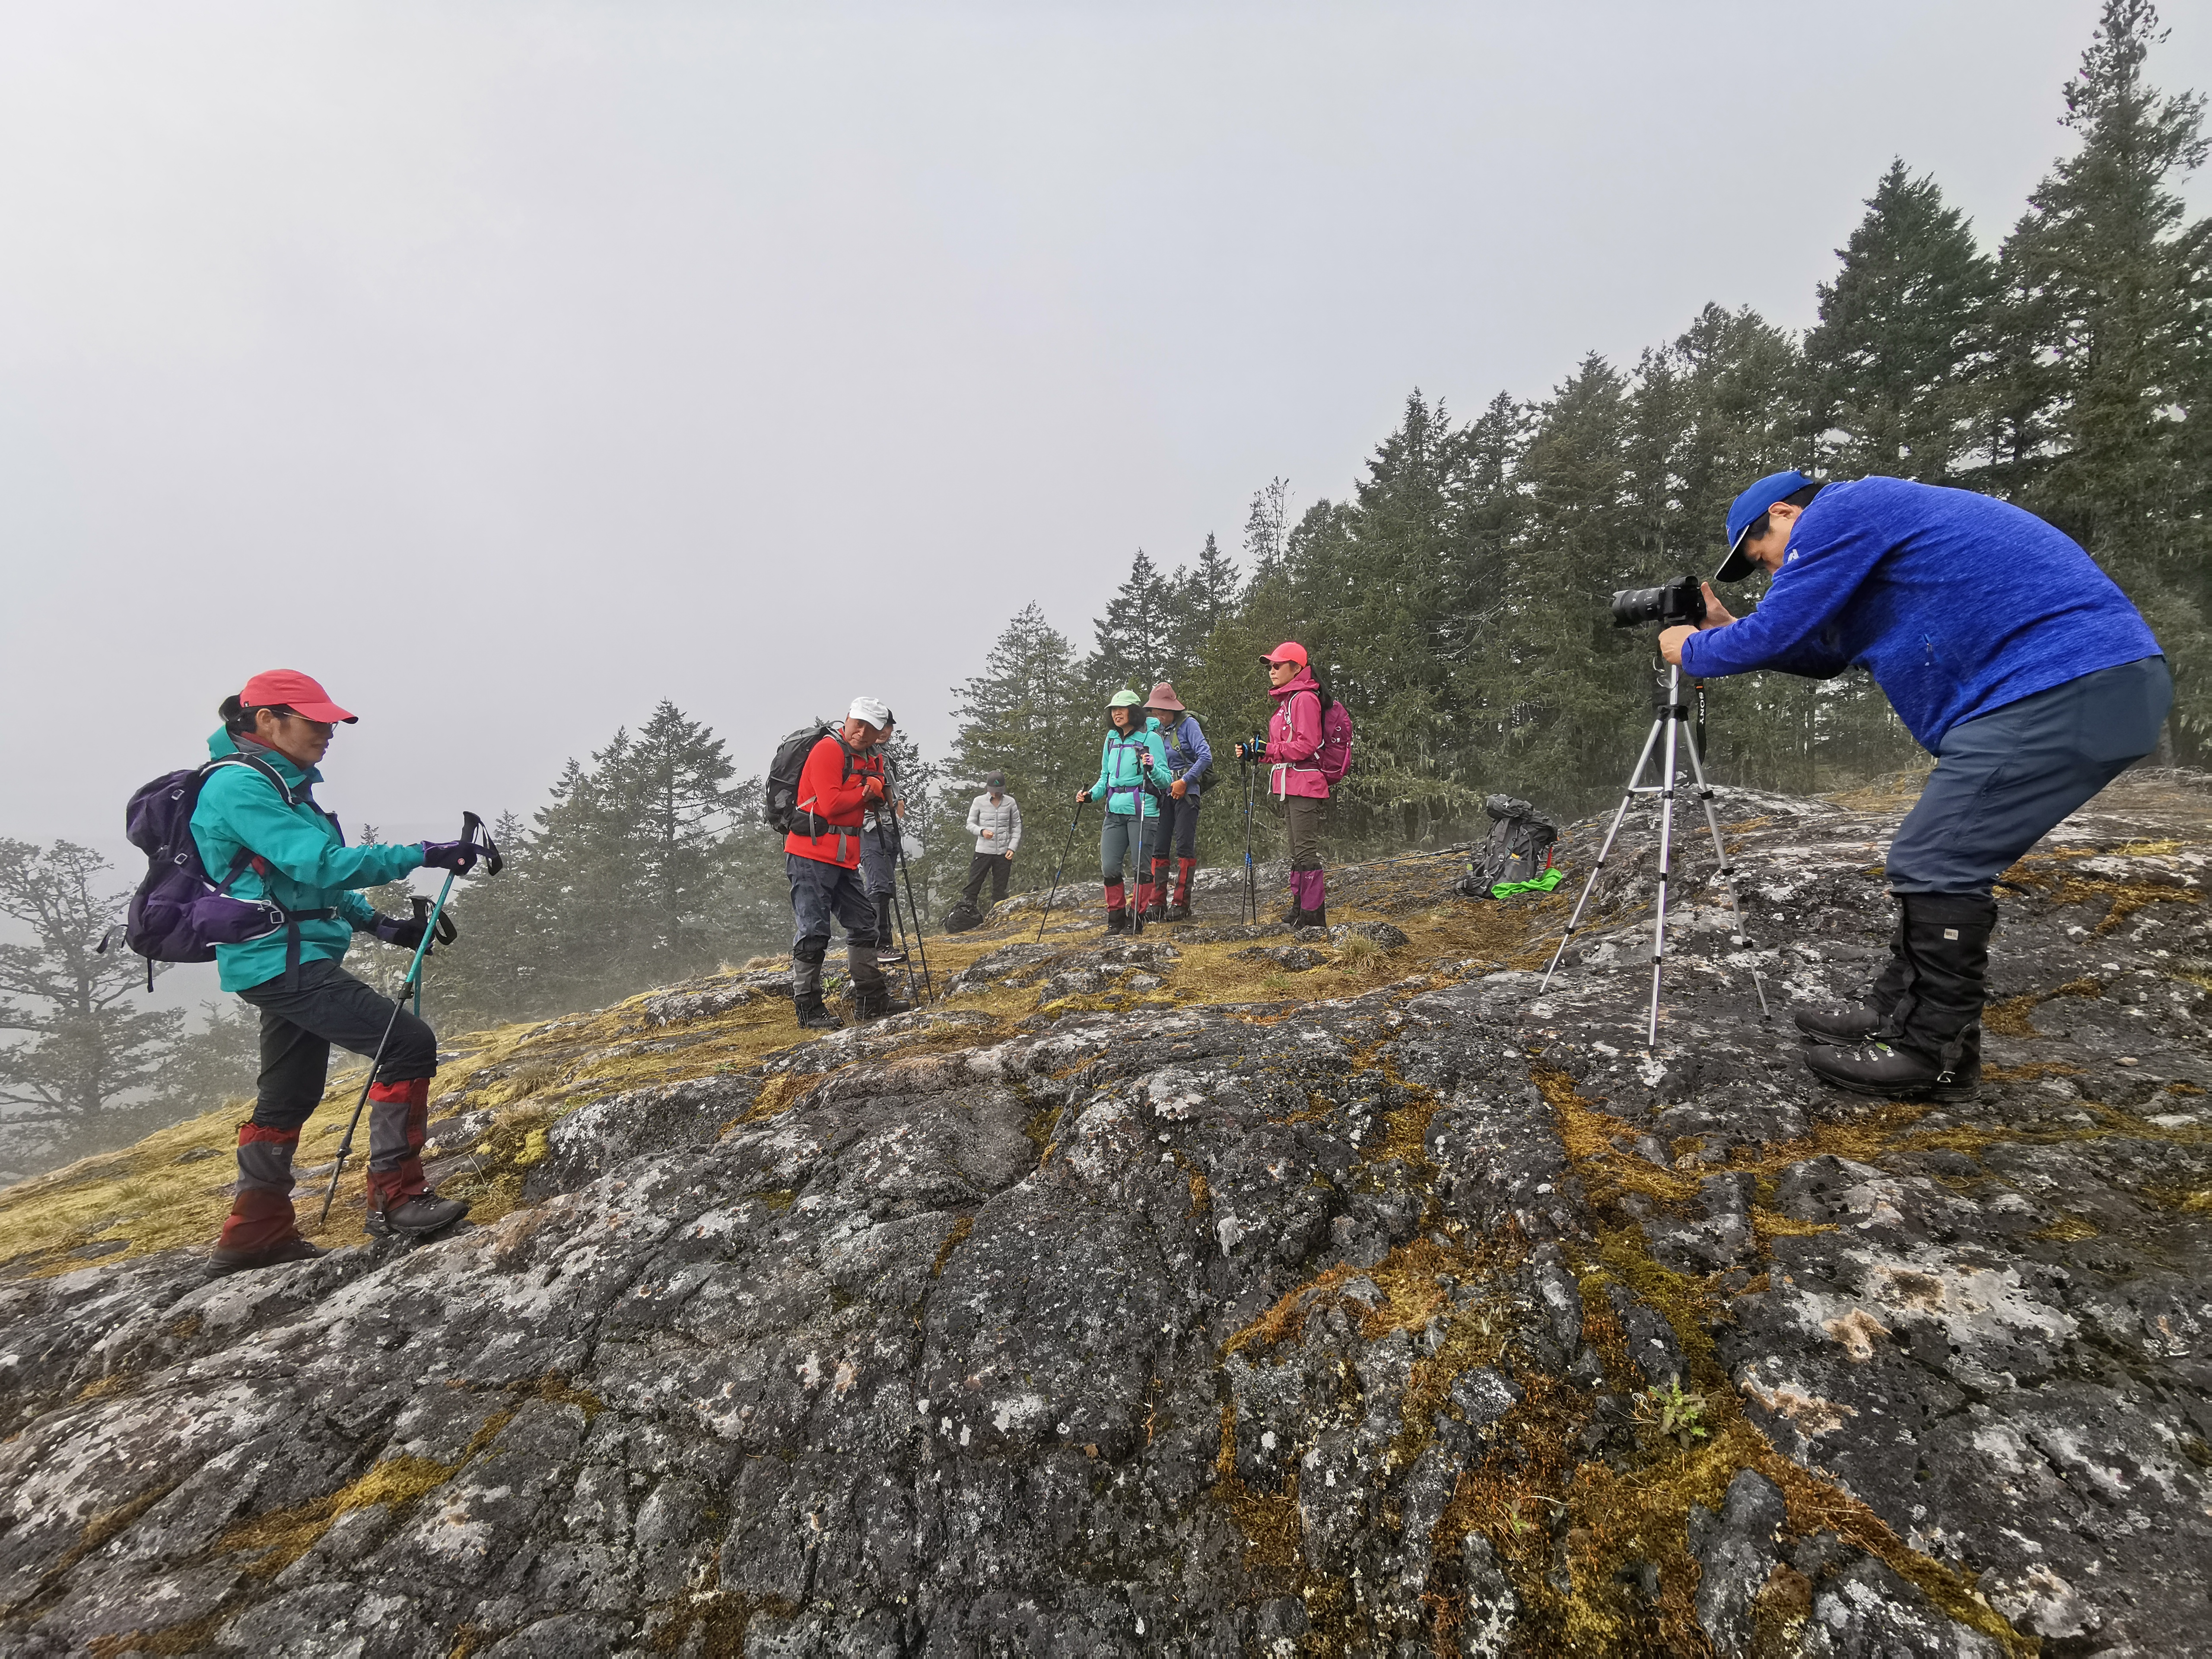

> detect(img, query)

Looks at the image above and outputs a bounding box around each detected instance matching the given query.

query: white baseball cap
[849,696,892,728]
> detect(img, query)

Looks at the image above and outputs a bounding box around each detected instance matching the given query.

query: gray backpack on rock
[1457,794,1560,897]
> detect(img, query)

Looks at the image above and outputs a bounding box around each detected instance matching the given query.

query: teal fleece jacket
[188,730,426,991]
[1087,722,1169,819]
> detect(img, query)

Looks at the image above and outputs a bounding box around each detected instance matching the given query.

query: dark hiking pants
[962,851,1013,908]
[233,957,438,1198]
[1886,656,2172,897]
[788,852,886,1002]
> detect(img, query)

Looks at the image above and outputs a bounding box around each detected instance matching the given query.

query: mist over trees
[6,1,2205,1181]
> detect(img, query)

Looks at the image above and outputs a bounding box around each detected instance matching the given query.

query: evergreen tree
[1805,160,1999,482]
[1996,0,2210,753]
[623,700,741,965]
[945,604,1090,894]
[0,840,181,1177]
[1085,551,1177,697]
[1243,477,1292,585]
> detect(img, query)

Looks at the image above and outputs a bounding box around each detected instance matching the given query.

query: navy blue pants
[1885,656,2171,896]
[788,853,880,953]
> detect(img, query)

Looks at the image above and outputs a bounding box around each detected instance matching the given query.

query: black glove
[1236,738,1268,762]
[422,838,480,874]
[370,912,431,951]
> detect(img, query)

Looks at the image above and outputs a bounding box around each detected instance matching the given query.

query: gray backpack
[1457,794,1559,897]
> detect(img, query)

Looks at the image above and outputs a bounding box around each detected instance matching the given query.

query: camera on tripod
[1610,575,1707,629]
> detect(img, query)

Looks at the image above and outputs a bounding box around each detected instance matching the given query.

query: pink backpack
[1316,697,1354,785]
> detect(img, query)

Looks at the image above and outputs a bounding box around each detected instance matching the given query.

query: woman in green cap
[1075,689,1169,933]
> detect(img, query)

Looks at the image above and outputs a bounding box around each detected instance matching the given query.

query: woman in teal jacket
[194,670,481,1273]
[1074,689,1169,934]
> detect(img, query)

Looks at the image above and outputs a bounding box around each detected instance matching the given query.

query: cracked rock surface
[2,772,2208,1655]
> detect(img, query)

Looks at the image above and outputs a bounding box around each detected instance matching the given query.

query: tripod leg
[1682,725,1770,1018]
[1539,715,1666,993]
[1649,687,1685,1049]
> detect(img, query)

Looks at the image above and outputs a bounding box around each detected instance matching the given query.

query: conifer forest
[1,0,2207,1177]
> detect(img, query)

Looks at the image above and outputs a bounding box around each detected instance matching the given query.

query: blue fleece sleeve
[338,892,381,930]
[1088,739,1110,802]
[1679,523,1889,680]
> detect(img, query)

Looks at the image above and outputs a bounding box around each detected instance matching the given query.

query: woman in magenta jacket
[1235,642,1330,927]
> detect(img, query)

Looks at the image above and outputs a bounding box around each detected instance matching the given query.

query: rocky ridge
[1,771,2208,1656]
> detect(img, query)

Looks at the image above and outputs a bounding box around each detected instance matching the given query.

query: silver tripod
[1538,663,1769,1047]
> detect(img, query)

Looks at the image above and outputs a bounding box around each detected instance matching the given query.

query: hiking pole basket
[1536,664,1767,1048]
[1033,800,1087,944]
[317,813,502,1227]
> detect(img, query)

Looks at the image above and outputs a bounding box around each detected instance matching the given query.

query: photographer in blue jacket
[1659,470,2170,1099]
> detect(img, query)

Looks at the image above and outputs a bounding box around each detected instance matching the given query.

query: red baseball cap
[1260,641,1308,668]
[239,669,357,724]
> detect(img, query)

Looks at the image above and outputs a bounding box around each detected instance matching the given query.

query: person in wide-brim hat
[1142,681,1211,921]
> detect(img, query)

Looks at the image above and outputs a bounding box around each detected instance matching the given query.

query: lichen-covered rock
[3,772,2208,1655]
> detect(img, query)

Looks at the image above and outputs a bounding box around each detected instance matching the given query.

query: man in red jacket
[787,697,908,1029]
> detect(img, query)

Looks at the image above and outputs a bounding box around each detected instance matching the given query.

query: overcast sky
[6,1,2209,868]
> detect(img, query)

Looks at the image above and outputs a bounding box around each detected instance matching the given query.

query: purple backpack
[1316,699,1354,785]
[110,755,299,986]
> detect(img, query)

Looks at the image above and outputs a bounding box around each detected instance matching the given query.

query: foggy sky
[6,1,2209,868]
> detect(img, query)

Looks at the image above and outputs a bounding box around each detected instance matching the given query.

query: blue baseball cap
[1717,469,1815,582]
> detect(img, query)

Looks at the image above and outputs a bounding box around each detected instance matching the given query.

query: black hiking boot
[1803,1027,1983,1100]
[1279,899,1303,927]
[795,992,843,1030]
[363,1192,471,1240]
[209,1236,327,1276]
[1803,893,1991,1101]
[1795,907,1910,1044]
[1106,907,1129,935]
[853,985,912,1021]
[1164,904,1192,922]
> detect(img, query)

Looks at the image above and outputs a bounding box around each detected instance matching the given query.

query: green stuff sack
[1491,868,1565,898]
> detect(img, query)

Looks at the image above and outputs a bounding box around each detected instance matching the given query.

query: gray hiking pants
[1886,655,2171,896]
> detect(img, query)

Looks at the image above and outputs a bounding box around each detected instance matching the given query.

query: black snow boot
[1804,893,1993,1101]
[1796,903,1912,1043]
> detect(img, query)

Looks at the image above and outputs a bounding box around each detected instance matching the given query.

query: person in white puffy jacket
[960,773,1022,912]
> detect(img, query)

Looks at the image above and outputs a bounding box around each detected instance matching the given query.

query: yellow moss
[930,1214,972,1277]
[219,1453,459,1577]
[1986,976,2103,1037]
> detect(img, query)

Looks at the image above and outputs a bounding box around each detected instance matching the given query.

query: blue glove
[370,912,431,950]
[422,839,480,874]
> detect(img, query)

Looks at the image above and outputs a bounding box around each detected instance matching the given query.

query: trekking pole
[319,814,500,1227]
[890,830,934,1004]
[1242,756,1256,924]
[1033,800,1087,943]
[874,810,919,1008]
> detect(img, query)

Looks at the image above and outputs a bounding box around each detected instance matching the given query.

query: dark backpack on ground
[1457,794,1560,898]
[763,724,847,836]
[943,901,985,934]
[111,754,303,985]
